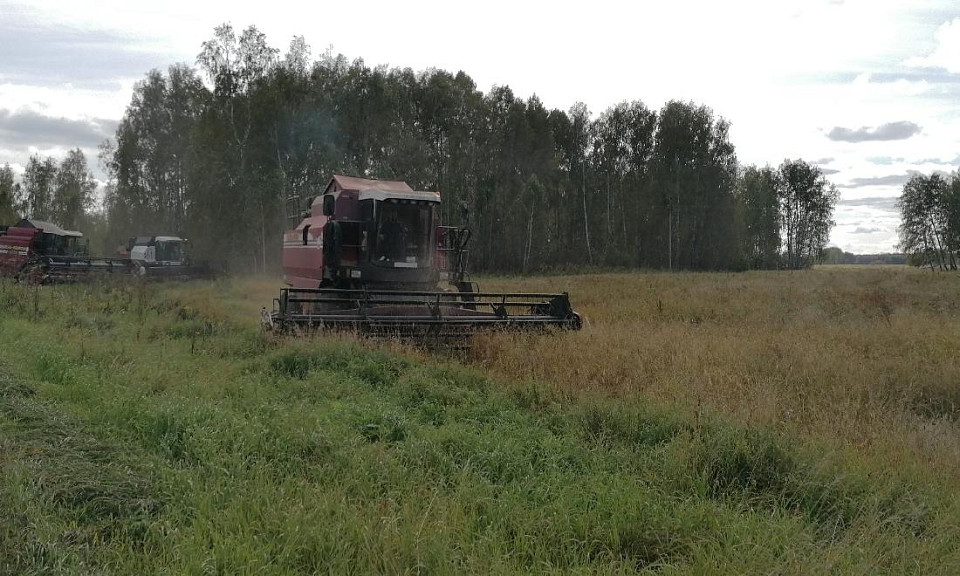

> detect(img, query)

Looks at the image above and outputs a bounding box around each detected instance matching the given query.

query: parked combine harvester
[123,236,213,280]
[0,220,213,283]
[0,219,127,283]
[267,175,581,338]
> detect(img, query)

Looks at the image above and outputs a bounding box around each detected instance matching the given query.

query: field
[1,267,959,574]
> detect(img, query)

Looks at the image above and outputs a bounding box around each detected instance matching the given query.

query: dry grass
[116,267,960,483]
[470,267,960,482]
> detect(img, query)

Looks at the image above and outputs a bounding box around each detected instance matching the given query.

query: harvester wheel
[570,312,584,330]
[260,307,275,331]
[17,264,43,285]
[455,281,478,310]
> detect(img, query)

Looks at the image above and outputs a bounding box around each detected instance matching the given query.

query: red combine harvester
[0,220,213,283]
[268,175,581,336]
[0,219,127,283]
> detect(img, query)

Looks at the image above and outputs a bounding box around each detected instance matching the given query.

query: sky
[1,0,958,254]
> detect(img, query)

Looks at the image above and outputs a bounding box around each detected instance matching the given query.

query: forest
[0,24,839,273]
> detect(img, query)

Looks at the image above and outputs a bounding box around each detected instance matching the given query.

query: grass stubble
[0,267,958,574]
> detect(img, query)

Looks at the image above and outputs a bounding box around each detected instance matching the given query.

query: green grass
[0,276,957,574]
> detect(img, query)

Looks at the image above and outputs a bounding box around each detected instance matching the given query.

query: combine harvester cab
[269,175,581,338]
[127,236,213,280]
[0,219,128,283]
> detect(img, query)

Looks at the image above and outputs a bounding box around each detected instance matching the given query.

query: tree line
[3,24,838,273]
[898,171,960,270]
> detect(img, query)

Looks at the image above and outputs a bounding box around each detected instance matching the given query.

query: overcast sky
[1,0,958,253]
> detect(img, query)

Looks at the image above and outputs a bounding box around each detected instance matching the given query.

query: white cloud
[906,17,960,73]
[0,157,27,178]
[0,81,134,121]
[831,204,902,253]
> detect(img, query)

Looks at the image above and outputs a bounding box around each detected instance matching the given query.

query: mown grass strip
[0,369,162,575]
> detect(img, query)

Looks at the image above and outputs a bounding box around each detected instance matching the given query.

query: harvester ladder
[285,194,304,228]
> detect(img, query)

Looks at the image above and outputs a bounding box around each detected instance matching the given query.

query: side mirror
[322,195,336,217]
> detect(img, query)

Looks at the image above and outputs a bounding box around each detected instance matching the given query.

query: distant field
[1,268,959,574]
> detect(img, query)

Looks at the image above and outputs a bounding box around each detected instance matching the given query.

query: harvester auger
[265,175,582,339]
